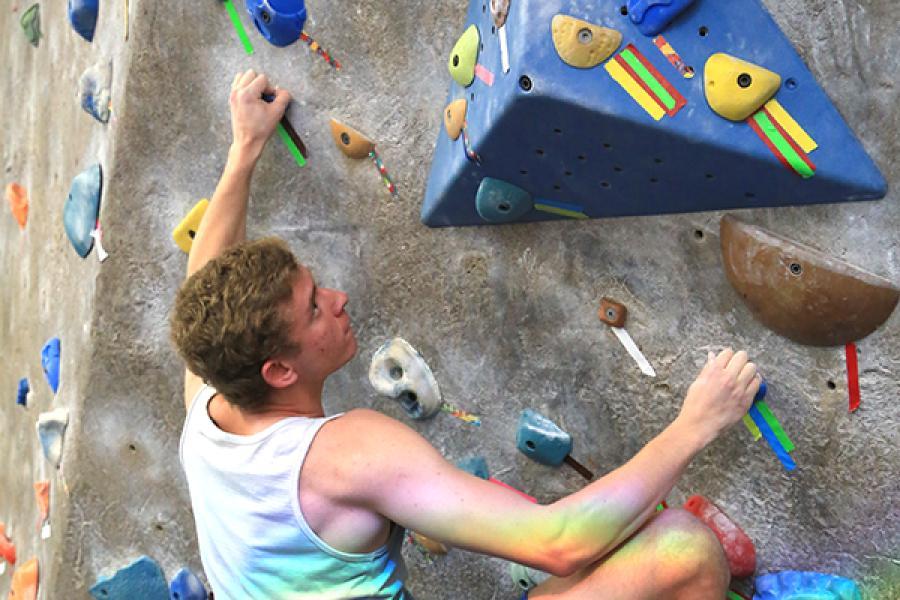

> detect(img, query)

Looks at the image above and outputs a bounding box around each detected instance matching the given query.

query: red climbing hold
[683,495,756,578]
[8,557,39,600]
[0,523,16,566]
[34,481,50,525]
[6,183,28,229]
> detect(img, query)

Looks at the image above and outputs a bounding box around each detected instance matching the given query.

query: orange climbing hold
[34,481,50,525]
[8,557,39,600]
[0,523,15,566]
[6,183,28,229]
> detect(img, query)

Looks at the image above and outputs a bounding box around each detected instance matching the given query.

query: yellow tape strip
[534,204,589,219]
[742,414,762,441]
[766,99,817,153]
[605,60,665,121]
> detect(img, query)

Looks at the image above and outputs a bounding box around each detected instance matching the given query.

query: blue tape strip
[749,403,796,471]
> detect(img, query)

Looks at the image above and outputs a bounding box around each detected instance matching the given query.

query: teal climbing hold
[37,408,69,468]
[64,164,102,258]
[20,4,41,46]
[754,571,861,600]
[17,378,30,407]
[515,409,572,467]
[169,568,208,600]
[456,456,490,480]
[476,178,534,223]
[41,337,61,393]
[90,556,169,600]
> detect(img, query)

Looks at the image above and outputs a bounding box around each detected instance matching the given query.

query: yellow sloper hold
[330,118,376,159]
[551,15,622,69]
[448,25,480,87]
[173,199,209,254]
[704,53,781,121]
[443,99,467,141]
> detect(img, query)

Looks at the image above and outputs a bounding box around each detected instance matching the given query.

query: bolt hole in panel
[422,0,886,227]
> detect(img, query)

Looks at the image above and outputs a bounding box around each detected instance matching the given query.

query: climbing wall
[0,0,898,598]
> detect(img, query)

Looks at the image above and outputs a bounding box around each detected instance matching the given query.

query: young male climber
[171,69,761,600]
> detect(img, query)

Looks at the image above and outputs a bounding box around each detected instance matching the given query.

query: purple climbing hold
[17,378,30,407]
[90,556,169,600]
[627,0,697,37]
[169,568,208,600]
[41,338,61,394]
[68,0,100,42]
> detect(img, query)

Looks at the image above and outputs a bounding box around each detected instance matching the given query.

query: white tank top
[179,385,412,599]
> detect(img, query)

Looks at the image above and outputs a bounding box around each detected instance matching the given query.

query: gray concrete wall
[1,0,897,598]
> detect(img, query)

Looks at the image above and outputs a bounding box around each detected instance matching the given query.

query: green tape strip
[742,414,762,441]
[534,203,588,220]
[224,0,254,56]
[621,49,675,110]
[727,592,744,600]
[753,112,813,178]
[755,400,794,452]
[277,123,307,167]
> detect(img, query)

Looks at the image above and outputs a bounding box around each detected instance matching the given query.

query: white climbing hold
[36,408,69,468]
[368,338,442,420]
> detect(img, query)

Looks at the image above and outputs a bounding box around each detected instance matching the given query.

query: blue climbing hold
[90,556,169,600]
[41,338,61,394]
[64,164,103,258]
[79,62,112,124]
[754,570,861,600]
[627,0,697,37]
[755,379,768,402]
[456,456,490,480]
[476,178,534,223]
[17,378,30,407]
[68,0,99,42]
[516,409,572,468]
[245,0,307,47]
[169,568,208,600]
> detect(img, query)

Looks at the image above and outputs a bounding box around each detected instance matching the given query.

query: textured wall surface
[1,0,897,598]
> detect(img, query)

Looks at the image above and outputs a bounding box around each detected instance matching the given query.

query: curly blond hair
[171,237,300,411]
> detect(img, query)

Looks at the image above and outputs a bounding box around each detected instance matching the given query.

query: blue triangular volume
[422,0,886,227]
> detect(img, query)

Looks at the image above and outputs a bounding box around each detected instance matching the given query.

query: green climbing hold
[448,25,480,87]
[21,4,41,47]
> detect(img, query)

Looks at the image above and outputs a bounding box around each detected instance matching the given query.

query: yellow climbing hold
[551,15,622,69]
[704,53,781,121]
[172,199,209,254]
[448,25,480,87]
[443,99,468,141]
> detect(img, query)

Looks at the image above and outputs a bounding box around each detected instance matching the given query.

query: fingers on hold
[714,347,735,369]
[238,69,257,88]
[248,73,270,95]
[737,362,757,387]
[726,350,750,376]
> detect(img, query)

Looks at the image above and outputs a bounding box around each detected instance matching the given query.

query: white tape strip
[612,327,656,377]
[499,26,510,73]
[90,228,109,262]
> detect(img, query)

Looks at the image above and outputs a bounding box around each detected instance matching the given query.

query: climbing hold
[173,199,209,254]
[411,532,449,555]
[510,563,550,592]
[36,408,69,468]
[721,215,899,346]
[246,0,307,47]
[598,298,627,328]
[34,481,50,526]
[90,556,169,600]
[68,0,99,42]
[490,0,509,28]
[627,0,697,37]
[443,99,467,141]
[329,119,376,160]
[516,409,571,467]
[369,338,442,420]
[551,15,622,69]
[169,568,208,600]
[6,183,28,229]
[683,495,756,578]
[0,523,15,566]
[448,25,479,87]
[20,3,41,46]
[475,178,534,223]
[597,297,656,377]
[41,337,61,394]
[704,53,781,121]
[8,557,38,600]
[79,61,113,124]
[17,378,30,407]
[456,456,489,480]
[753,571,861,600]
[64,164,103,258]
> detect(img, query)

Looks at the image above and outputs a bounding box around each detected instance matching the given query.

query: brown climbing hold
[0,523,15,565]
[443,99,468,141]
[412,532,449,555]
[490,0,510,28]
[6,183,28,229]
[720,215,900,346]
[329,118,376,160]
[8,557,38,600]
[34,481,50,525]
[598,298,628,328]
[551,15,622,69]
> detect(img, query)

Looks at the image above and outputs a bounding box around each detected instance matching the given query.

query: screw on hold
[452,54,460,67]
[389,366,403,380]
[260,10,271,23]
[498,202,511,212]
[577,28,593,44]
[341,133,351,146]
[789,262,803,276]
[519,75,533,92]
[737,73,753,88]
[188,230,196,239]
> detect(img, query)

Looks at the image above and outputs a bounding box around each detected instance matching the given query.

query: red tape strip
[845,342,860,412]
